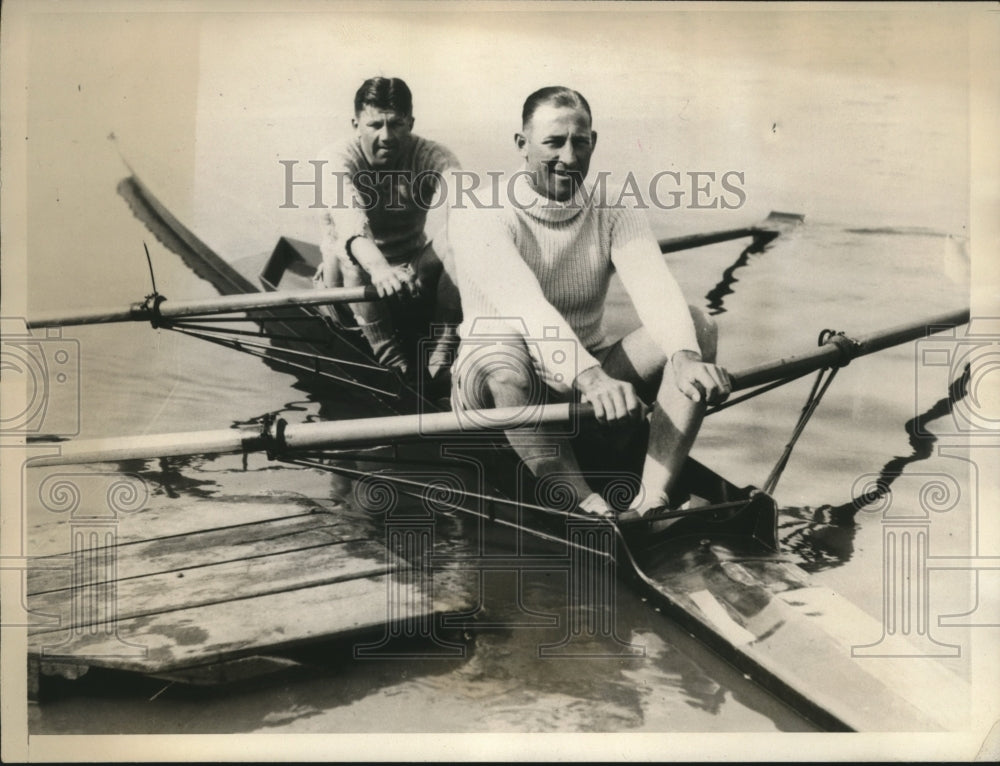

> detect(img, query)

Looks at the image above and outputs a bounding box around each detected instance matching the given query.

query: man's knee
[414,242,444,283]
[434,269,462,320]
[689,304,718,363]
[484,365,535,400]
[456,339,540,408]
[416,255,443,286]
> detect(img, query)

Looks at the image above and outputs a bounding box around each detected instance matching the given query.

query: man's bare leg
[460,338,607,514]
[603,307,718,514]
[416,243,462,384]
[337,257,412,375]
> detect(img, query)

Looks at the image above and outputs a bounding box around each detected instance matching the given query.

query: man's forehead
[358,105,410,121]
[527,104,593,135]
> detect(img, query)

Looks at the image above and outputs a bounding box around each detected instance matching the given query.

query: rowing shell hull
[122,174,970,732]
[309,443,968,732]
[635,499,969,732]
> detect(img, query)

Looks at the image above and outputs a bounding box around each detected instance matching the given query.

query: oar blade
[29,427,263,467]
[658,210,804,254]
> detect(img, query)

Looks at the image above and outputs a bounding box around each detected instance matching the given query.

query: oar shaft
[281,403,590,450]
[658,227,755,253]
[27,305,146,328]
[27,285,379,329]
[28,403,595,466]
[730,308,970,391]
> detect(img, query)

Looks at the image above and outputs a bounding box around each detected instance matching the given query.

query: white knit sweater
[449,173,699,393]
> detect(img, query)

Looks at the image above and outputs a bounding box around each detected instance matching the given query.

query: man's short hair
[354,77,413,117]
[521,86,592,129]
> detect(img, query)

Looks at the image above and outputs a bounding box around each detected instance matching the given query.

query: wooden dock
[25,459,473,693]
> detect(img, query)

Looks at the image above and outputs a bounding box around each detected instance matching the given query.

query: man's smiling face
[516,104,597,201]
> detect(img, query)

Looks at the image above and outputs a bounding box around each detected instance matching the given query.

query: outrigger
[24,174,971,732]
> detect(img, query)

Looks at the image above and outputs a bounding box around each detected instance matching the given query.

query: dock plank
[25,456,347,557]
[28,512,360,594]
[29,573,467,674]
[27,493,331,556]
[28,540,399,636]
[26,475,474,680]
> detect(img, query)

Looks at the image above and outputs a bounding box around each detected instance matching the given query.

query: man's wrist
[353,244,393,277]
[344,234,364,261]
[347,236,385,272]
[573,364,603,389]
[671,349,702,367]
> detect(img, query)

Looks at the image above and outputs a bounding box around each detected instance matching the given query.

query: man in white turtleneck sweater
[448,86,732,521]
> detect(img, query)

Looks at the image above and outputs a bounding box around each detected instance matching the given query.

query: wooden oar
[29,208,802,330]
[657,210,803,253]
[28,404,587,466]
[26,285,380,329]
[730,307,969,390]
[27,307,969,467]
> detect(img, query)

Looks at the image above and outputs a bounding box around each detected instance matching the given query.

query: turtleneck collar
[513,170,589,223]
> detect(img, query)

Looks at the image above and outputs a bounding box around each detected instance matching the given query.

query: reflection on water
[777,363,971,573]
[115,456,220,500]
[28,496,812,733]
[842,363,970,512]
[777,505,860,574]
[704,244,757,316]
[702,235,781,316]
[844,227,951,238]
